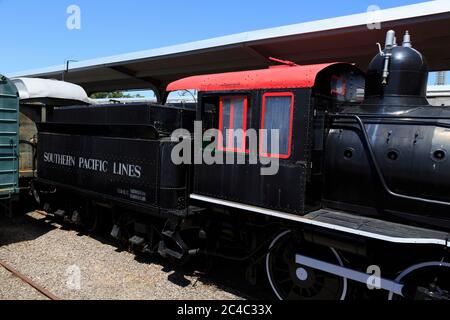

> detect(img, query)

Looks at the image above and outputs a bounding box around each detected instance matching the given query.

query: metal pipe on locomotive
[31,30,450,300]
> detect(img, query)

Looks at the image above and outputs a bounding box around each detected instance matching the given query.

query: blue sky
[0,0,444,85]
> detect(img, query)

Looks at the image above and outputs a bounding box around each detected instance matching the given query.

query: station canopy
[8,1,450,102]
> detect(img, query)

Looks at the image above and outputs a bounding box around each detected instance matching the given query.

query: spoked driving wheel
[266,231,347,300]
[389,262,450,300]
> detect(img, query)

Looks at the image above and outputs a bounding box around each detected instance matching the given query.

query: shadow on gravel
[2,213,272,300]
[0,213,58,247]
[73,223,266,299]
[167,271,192,288]
[134,252,270,300]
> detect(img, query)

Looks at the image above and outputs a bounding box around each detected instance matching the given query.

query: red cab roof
[167,63,338,92]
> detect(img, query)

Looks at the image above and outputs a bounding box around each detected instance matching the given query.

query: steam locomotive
[31,30,450,300]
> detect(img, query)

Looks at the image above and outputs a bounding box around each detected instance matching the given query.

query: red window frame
[218,96,249,153]
[260,92,295,159]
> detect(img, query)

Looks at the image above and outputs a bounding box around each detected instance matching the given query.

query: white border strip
[190,194,450,248]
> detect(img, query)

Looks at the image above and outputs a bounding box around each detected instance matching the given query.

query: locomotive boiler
[324,30,450,229]
[32,30,450,300]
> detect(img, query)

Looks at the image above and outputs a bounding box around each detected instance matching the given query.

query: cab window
[260,92,294,159]
[218,96,248,153]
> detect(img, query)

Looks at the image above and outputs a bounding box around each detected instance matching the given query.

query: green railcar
[0,75,19,213]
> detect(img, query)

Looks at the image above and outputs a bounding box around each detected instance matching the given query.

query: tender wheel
[389,262,450,300]
[266,231,347,300]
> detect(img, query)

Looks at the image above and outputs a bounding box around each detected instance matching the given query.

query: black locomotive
[32,30,450,300]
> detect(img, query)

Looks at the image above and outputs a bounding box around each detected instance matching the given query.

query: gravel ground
[0,212,246,300]
[0,265,49,300]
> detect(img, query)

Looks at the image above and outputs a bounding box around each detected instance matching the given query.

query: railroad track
[0,259,60,300]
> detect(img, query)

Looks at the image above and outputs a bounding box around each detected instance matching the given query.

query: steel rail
[0,259,60,300]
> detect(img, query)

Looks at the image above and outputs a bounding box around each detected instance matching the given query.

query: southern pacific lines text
[43,152,142,179]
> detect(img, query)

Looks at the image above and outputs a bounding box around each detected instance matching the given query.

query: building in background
[435,71,447,86]
[428,85,450,106]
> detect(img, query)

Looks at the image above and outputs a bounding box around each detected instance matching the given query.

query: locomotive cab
[168,62,366,216]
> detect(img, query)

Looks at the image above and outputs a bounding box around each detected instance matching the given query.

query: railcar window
[260,92,294,159]
[218,96,248,153]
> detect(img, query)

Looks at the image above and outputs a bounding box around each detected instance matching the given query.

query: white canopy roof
[12,77,90,104]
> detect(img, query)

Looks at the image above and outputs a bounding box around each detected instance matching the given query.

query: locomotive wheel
[388,262,450,300]
[266,231,347,300]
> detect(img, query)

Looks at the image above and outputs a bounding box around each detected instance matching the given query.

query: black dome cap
[364,31,429,106]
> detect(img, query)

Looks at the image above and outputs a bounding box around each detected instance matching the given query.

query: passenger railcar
[33,31,450,300]
[0,75,20,216]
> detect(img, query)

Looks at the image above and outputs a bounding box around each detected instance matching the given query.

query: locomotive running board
[190,194,450,248]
